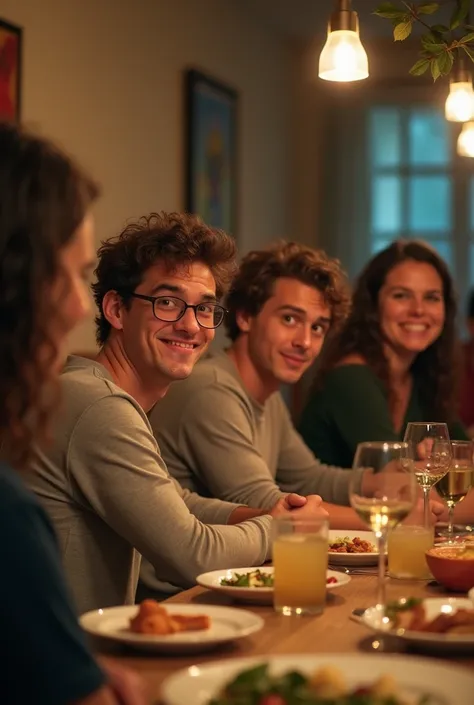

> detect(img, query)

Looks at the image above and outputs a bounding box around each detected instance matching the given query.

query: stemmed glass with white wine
[349,442,417,623]
[402,422,452,528]
[436,440,474,543]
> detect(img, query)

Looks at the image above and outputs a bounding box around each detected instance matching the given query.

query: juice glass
[388,524,434,579]
[272,517,328,616]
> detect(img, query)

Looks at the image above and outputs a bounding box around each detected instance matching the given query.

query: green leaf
[420,34,446,53]
[431,57,441,80]
[409,57,431,75]
[459,32,474,44]
[394,20,413,41]
[437,51,454,74]
[374,2,406,20]
[417,3,439,15]
[450,0,471,30]
[430,24,450,33]
[462,45,474,62]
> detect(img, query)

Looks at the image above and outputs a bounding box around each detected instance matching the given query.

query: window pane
[408,109,449,166]
[426,239,453,271]
[369,108,401,167]
[371,238,394,256]
[408,176,451,231]
[371,176,402,233]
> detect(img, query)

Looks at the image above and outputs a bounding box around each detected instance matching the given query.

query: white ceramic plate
[328,530,378,566]
[360,597,474,654]
[161,652,474,705]
[79,603,263,654]
[196,567,350,604]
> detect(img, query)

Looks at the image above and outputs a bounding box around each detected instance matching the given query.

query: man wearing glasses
[28,212,328,614]
[148,241,445,544]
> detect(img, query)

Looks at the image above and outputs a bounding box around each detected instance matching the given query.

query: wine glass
[436,440,474,543]
[349,441,418,622]
[402,422,452,528]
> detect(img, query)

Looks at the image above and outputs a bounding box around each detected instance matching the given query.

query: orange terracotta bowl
[425,545,474,592]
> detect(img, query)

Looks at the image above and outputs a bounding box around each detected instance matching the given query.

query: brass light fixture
[318,0,369,82]
[445,57,474,122]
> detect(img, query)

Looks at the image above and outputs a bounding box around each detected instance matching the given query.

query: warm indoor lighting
[319,0,368,82]
[457,121,474,157]
[445,82,474,122]
[445,59,474,122]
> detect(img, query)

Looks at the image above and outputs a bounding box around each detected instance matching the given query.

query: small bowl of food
[426,544,474,592]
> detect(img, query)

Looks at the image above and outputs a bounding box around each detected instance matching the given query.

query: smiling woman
[298,239,468,469]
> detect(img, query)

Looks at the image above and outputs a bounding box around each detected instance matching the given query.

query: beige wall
[0,0,291,350]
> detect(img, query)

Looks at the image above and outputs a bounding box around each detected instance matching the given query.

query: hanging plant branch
[374,0,473,79]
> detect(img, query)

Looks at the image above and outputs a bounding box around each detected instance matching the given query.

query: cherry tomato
[258,694,287,705]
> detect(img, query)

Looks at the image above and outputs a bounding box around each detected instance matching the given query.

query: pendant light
[318,0,369,82]
[457,121,474,156]
[445,57,474,122]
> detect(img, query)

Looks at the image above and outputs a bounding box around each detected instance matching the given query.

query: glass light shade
[319,29,369,82]
[457,121,474,157]
[445,82,474,122]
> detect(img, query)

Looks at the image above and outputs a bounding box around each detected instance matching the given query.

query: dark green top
[298,364,468,469]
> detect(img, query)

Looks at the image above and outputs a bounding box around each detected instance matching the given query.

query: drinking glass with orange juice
[272,517,328,616]
[388,524,434,579]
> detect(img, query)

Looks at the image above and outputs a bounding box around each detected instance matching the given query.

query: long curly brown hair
[225,241,351,341]
[314,240,459,422]
[0,122,99,467]
[92,212,237,345]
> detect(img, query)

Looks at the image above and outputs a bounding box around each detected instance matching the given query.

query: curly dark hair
[225,241,351,341]
[0,122,99,467]
[92,212,237,345]
[315,239,459,422]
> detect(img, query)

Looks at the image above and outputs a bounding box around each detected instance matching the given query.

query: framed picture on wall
[0,18,22,122]
[184,69,238,237]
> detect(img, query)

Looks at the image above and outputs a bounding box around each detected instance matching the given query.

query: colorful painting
[0,18,22,121]
[185,69,238,237]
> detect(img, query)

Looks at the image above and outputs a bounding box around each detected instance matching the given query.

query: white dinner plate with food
[360,597,474,654]
[161,652,474,705]
[328,530,378,566]
[79,603,263,654]
[196,567,350,604]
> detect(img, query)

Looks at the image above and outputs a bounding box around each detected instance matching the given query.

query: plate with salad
[161,653,474,705]
[196,567,350,604]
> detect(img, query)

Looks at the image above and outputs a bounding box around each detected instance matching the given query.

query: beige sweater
[27,356,271,614]
[150,350,360,508]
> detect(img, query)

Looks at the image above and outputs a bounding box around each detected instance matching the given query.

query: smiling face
[118,260,216,387]
[378,259,445,359]
[239,277,332,387]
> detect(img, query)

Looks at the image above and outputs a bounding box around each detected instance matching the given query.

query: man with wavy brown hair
[28,214,328,613]
[149,241,379,527]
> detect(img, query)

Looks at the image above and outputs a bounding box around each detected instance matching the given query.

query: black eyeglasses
[129,293,226,329]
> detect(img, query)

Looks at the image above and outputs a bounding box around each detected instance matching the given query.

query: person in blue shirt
[0,122,145,705]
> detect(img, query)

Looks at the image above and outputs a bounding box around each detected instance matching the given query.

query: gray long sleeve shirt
[27,356,271,614]
[150,350,358,508]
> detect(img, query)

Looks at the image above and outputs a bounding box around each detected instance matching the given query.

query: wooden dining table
[92,572,474,703]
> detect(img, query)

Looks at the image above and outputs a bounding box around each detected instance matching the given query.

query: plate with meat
[360,596,474,654]
[328,530,378,566]
[79,599,263,654]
